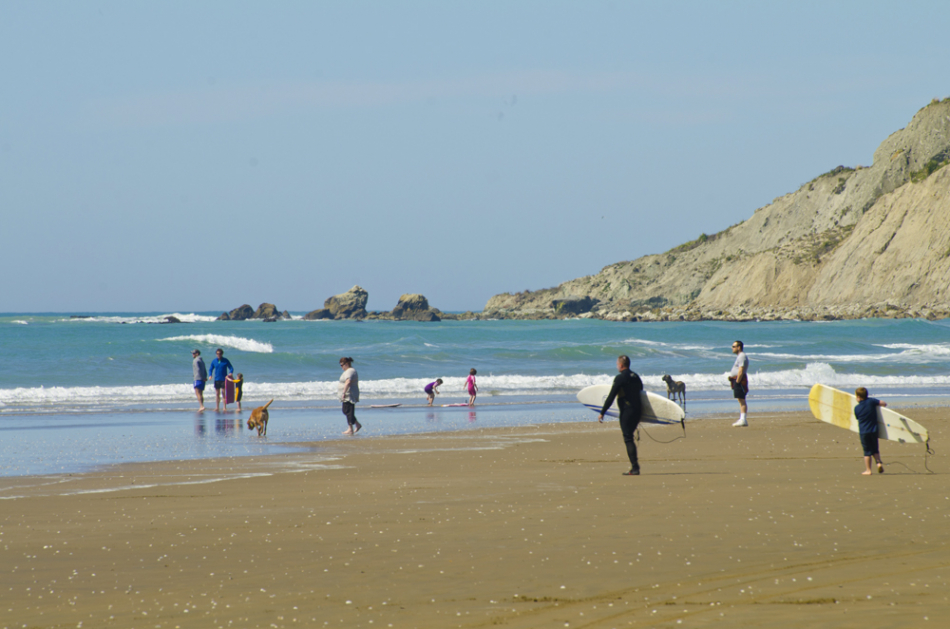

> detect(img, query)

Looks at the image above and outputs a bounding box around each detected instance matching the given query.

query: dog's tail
[262,399,274,410]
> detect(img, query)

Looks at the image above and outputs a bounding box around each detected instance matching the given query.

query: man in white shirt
[729,340,749,427]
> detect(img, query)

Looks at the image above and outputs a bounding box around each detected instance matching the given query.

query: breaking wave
[65,313,219,324]
[3,363,949,412]
[159,334,274,353]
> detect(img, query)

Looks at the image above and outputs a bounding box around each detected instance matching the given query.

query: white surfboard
[577,384,685,426]
[808,383,928,444]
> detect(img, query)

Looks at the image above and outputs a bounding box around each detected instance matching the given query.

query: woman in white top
[339,356,361,435]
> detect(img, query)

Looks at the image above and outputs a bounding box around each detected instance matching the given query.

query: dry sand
[1,409,947,628]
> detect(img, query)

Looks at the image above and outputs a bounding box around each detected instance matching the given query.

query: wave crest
[159,334,274,353]
[66,313,219,324]
[4,363,949,411]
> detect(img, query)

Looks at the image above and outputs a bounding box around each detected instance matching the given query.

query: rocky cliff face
[485,99,950,321]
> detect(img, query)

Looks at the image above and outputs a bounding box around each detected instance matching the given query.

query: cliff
[484,99,950,321]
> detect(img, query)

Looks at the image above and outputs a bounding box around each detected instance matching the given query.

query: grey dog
[661,374,686,408]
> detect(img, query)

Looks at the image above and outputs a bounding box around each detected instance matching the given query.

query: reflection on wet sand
[194,415,243,436]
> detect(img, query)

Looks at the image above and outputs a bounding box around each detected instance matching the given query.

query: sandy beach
[1,408,947,628]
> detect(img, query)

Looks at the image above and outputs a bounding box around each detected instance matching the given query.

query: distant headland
[481,98,950,322]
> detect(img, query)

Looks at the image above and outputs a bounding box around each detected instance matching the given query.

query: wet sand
[1,408,947,628]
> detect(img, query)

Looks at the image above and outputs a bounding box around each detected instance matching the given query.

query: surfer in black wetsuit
[598,355,644,476]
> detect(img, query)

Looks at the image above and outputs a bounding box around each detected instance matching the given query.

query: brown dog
[661,375,686,408]
[247,399,274,436]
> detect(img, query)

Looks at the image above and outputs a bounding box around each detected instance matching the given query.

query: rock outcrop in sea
[217,304,253,321]
[304,285,369,320]
[389,294,441,321]
[217,303,290,321]
[484,99,950,321]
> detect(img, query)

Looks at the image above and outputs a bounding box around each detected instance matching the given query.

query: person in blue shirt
[854,387,886,475]
[208,348,234,412]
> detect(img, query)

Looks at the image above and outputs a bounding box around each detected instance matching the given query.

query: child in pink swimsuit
[466,368,478,406]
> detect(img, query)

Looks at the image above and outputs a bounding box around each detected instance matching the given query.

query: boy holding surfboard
[854,387,886,475]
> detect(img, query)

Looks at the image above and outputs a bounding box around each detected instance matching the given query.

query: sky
[1,1,948,313]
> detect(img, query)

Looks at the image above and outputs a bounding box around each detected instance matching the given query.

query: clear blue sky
[1,1,947,313]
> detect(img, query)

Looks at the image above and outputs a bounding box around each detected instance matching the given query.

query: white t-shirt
[730,352,748,378]
[339,367,359,403]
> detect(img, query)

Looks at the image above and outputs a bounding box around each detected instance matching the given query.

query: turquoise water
[2,313,949,476]
[5,314,950,410]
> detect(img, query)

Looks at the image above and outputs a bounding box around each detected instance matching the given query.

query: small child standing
[231,373,244,412]
[424,378,443,406]
[466,368,478,406]
[854,387,886,475]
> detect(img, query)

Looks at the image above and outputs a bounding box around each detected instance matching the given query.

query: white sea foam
[3,363,947,411]
[625,339,715,352]
[756,345,950,363]
[876,343,950,357]
[653,362,950,391]
[11,320,28,325]
[65,313,219,324]
[159,334,274,353]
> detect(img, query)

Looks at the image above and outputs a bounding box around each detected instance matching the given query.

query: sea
[3,313,950,478]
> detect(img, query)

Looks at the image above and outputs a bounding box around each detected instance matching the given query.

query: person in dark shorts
[597,355,644,476]
[208,348,234,412]
[231,373,244,412]
[192,349,207,412]
[729,340,749,427]
[854,387,886,475]
[339,357,361,435]
[424,378,443,406]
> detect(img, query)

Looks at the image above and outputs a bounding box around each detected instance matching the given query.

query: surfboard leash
[636,419,687,445]
[886,439,935,475]
[924,438,935,474]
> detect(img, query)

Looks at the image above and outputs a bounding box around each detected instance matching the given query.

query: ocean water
[2,313,949,477]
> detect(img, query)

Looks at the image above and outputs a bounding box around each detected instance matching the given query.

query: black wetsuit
[600,368,644,471]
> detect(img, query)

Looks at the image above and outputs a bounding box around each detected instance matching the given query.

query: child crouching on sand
[854,387,886,475]
[424,379,443,406]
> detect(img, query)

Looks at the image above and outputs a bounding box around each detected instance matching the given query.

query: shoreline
[1,409,946,627]
[4,394,949,479]
[2,407,940,495]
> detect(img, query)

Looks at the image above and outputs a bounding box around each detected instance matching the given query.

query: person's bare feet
[354,422,362,434]
[198,407,205,412]
[877,463,884,474]
[862,470,873,475]
[342,428,354,436]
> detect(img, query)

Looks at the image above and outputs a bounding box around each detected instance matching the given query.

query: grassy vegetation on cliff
[670,222,741,255]
[910,156,949,183]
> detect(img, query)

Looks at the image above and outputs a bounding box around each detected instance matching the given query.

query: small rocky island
[217,286,458,323]
[217,303,292,322]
